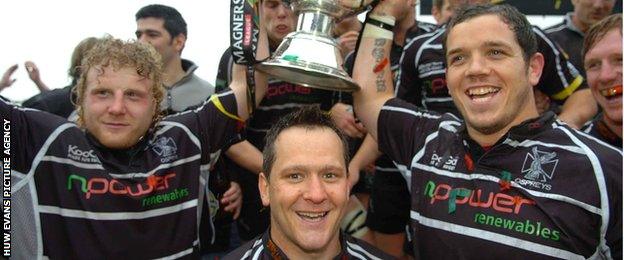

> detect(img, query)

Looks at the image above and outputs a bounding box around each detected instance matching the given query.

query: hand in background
[0,64,18,92]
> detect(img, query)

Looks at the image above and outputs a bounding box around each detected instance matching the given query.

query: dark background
[419,0,622,15]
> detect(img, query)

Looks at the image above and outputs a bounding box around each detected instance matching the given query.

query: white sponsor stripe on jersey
[256,103,313,111]
[14,123,75,193]
[157,121,201,149]
[41,156,104,170]
[420,68,446,78]
[241,238,263,259]
[533,28,569,87]
[502,139,586,154]
[346,241,384,260]
[39,199,197,220]
[411,211,585,259]
[110,154,202,178]
[381,105,440,119]
[251,244,264,260]
[153,240,198,260]
[346,247,367,260]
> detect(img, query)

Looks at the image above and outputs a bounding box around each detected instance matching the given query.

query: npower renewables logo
[423,181,535,214]
[67,173,176,200]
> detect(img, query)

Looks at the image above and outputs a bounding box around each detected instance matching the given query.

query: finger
[341,123,361,138]
[222,186,237,198]
[354,122,367,134]
[233,207,241,219]
[8,64,18,73]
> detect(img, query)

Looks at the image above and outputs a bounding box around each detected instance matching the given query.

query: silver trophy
[256,0,368,92]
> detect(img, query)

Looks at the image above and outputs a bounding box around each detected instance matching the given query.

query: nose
[466,54,490,78]
[276,3,289,18]
[302,175,328,204]
[598,61,621,85]
[137,34,149,44]
[108,92,126,115]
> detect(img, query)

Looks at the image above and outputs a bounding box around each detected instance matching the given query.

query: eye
[94,90,110,98]
[585,61,601,71]
[286,173,303,181]
[126,91,140,100]
[488,49,504,57]
[448,54,464,65]
[323,172,337,179]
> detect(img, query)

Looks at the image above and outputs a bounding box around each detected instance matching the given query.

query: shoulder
[543,19,567,35]
[223,235,264,260]
[344,235,396,259]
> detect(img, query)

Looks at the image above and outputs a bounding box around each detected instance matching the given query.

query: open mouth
[276,25,289,33]
[296,211,328,222]
[600,85,622,100]
[466,86,501,101]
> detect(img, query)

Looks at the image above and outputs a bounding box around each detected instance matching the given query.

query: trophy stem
[296,11,335,37]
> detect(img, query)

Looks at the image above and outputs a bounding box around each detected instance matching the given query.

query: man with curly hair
[5,35,268,259]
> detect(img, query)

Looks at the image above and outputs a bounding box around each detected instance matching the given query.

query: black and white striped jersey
[544,13,586,77]
[377,98,622,259]
[224,230,392,260]
[396,25,586,116]
[5,91,241,259]
[582,115,623,149]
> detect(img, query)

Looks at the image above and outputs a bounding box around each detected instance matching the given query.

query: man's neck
[468,108,540,147]
[393,14,415,46]
[163,58,186,87]
[571,13,590,33]
[270,228,341,260]
[602,114,622,138]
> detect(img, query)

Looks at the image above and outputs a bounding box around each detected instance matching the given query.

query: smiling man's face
[445,14,543,143]
[82,66,156,149]
[259,126,349,255]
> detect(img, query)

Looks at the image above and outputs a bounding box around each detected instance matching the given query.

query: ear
[432,6,441,23]
[173,34,186,53]
[258,172,271,206]
[528,52,544,87]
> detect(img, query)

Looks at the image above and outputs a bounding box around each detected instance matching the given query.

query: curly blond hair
[73,36,164,127]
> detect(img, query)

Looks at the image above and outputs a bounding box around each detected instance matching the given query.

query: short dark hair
[262,106,350,178]
[444,4,537,63]
[135,4,187,39]
[583,14,622,62]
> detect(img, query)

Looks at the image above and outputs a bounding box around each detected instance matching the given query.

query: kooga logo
[67,145,100,163]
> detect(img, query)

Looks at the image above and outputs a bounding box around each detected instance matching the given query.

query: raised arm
[230,10,270,121]
[352,3,400,141]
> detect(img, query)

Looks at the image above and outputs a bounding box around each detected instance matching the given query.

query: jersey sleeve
[377,98,441,168]
[0,97,70,174]
[533,27,586,104]
[165,91,242,166]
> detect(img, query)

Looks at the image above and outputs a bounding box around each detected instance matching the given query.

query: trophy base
[256,60,360,92]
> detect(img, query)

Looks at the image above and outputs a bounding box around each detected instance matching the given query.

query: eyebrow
[136,29,162,35]
[279,164,345,174]
[482,40,512,49]
[447,40,512,56]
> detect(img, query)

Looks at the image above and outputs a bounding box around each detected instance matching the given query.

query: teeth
[600,85,622,98]
[468,87,499,96]
[297,212,327,219]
